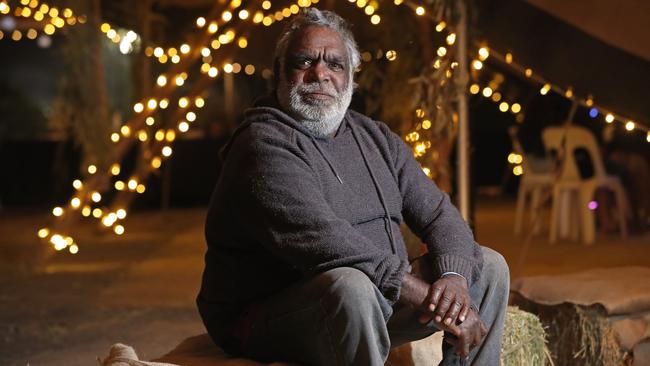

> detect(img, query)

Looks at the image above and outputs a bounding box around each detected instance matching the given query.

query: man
[198,8,509,365]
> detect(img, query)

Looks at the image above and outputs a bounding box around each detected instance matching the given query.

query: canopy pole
[456,0,471,223]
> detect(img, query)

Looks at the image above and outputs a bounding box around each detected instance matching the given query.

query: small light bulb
[116,209,127,219]
[156,75,167,87]
[110,164,120,176]
[114,225,125,235]
[71,197,81,208]
[38,228,50,238]
[478,47,489,61]
[482,87,493,98]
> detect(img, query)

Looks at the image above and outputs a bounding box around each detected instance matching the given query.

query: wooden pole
[224,72,235,130]
[456,0,471,223]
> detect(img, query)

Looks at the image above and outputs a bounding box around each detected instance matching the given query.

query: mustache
[295,82,338,98]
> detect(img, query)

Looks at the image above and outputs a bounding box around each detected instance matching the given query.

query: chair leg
[514,184,527,236]
[613,183,629,239]
[569,190,581,242]
[549,186,560,244]
[530,188,543,235]
[579,188,596,245]
[559,190,574,240]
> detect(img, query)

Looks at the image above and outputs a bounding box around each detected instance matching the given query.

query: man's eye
[295,59,312,68]
[328,63,344,71]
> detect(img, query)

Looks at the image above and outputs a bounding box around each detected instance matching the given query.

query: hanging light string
[39,0,316,253]
[485,48,649,137]
[41,0,648,253]
[39,1,231,252]
[0,0,85,42]
[379,0,458,177]
[393,0,649,141]
[100,0,320,64]
[469,45,650,176]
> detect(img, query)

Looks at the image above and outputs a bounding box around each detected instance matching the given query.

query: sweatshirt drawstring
[349,121,397,255]
[310,137,344,184]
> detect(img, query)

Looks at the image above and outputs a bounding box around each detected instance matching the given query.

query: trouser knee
[315,267,382,311]
[479,246,510,292]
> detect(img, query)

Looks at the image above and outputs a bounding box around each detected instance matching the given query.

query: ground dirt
[0,198,648,365]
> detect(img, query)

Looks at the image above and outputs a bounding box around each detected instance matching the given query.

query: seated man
[197,8,509,366]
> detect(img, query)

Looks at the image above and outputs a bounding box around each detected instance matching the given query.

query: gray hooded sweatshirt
[197,98,483,344]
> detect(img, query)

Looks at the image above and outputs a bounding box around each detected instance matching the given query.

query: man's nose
[305,61,330,83]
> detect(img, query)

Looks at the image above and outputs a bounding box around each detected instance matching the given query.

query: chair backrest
[508,126,553,179]
[542,125,607,181]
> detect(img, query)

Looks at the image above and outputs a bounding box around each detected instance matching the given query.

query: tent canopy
[526,0,650,63]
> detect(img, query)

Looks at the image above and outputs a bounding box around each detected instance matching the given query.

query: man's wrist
[440,271,466,280]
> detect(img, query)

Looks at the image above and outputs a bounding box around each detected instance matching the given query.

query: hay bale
[501,306,550,366]
[512,293,628,366]
[388,307,549,366]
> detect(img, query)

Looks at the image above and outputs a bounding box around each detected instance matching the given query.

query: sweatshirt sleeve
[227,127,408,304]
[384,126,483,286]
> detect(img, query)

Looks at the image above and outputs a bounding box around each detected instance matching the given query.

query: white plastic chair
[542,126,629,244]
[509,127,554,236]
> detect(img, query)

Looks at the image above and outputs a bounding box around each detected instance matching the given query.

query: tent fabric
[526,0,650,62]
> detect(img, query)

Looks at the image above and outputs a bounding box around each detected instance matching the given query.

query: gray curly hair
[273,8,361,84]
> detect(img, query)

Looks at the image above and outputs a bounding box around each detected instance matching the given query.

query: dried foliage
[49,0,112,169]
[355,0,462,191]
[513,294,627,366]
[502,306,551,366]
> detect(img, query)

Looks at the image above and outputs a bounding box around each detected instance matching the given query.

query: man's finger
[462,336,471,359]
[451,332,470,359]
[435,292,454,322]
[443,299,464,326]
[458,303,470,323]
[481,320,488,337]
[429,285,444,311]
[443,321,462,338]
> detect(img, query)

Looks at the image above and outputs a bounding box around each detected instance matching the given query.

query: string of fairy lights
[471,46,650,176]
[390,0,461,178]
[392,0,649,180]
[35,0,649,253]
[0,0,85,43]
[38,0,324,253]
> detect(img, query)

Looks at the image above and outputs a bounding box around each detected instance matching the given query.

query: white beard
[277,76,353,137]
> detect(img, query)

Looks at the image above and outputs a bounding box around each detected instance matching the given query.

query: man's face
[284,25,350,102]
[276,25,354,136]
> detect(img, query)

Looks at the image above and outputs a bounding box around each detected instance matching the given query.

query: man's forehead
[287,25,348,57]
